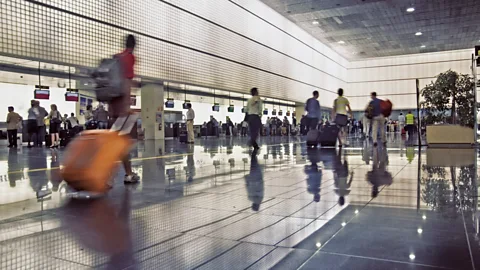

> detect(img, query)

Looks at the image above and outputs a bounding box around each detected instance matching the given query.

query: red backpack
[380,99,393,117]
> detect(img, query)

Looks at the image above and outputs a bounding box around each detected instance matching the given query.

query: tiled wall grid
[0,0,475,109]
[0,0,348,107]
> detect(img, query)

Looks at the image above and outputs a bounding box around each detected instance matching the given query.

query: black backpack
[365,104,374,119]
[92,54,126,102]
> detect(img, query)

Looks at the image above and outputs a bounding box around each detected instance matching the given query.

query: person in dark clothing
[305,91,321,131]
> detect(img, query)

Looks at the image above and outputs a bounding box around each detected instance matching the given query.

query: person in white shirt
[398,113,405,134]
[186,103,195,144]
[245,87,263,150]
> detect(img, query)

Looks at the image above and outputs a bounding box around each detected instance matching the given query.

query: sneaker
[373,142,378,147]
[124,173,140,184]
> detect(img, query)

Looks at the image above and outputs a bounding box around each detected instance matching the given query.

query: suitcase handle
[110,113,139,135]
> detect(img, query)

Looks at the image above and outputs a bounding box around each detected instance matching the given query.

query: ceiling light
[415,32,422,36]
[338,41,345,44]
[422,215,426,220]
[341,222,346,226]
[316,242,322,248]
[417,228,423,234]
[420,45,426,48]
[409,254,416,260]
[312,20,319,25]
[406,7,415,12]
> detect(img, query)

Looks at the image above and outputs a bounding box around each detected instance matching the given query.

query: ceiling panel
[260,0,480,59]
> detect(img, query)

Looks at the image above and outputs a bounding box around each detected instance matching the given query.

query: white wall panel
[347,49,476,110]
[0,0,347,106]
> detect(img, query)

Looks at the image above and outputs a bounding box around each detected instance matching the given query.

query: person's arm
[6,113,10,123]
[347,103,352,116]
[257,99,263,115]
[331,100,336,119]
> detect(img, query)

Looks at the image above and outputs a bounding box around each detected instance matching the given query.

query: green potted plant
[421,70,475,146]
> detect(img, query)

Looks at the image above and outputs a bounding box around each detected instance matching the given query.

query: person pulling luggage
[305,90,321,132]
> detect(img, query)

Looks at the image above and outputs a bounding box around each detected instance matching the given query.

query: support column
[141,83,164,140]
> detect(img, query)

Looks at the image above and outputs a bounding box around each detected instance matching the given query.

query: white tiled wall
[0,0,347,108]
[347,49,475,110]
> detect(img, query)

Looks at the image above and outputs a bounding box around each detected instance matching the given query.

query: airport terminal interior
[1,0,480,269]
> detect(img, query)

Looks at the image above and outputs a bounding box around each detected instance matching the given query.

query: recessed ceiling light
[421,45,426,48]
[312,20,319,25]
[406,7,415,12]
[338,41,345,44]
[415,32,422,36]
[409,254,416,260]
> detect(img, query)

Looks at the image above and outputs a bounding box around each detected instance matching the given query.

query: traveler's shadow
[305,148,322,202]
[245,153,264,211]
[333,149,353,206]
[27,148,51,199]
[62,190,136,270]
[7,149,23,187]
[186,145,196,183]
[366,146,393,198]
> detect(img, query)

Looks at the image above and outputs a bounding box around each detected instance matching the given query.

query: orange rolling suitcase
[61,114,138,194]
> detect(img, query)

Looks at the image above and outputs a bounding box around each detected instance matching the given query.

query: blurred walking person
[245,87,263,151]
[108,34,140,183]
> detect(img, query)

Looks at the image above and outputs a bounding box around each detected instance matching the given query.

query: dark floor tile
[269,248,315,270]
[321,222,471,269]
[301,252,445,270]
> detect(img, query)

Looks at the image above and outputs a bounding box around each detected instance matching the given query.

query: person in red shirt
[109,34,139,184]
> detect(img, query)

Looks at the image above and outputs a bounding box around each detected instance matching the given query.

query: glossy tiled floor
[0,134,479,269]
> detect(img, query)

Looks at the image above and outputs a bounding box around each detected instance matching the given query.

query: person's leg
[7,130,13,147]
[12,129,18,147]
[55,133,60,146]
[187,121,194,143]
[372,117,379,145]
[379,116,386,144]
[249,115,260,149]
[50,133,55,147]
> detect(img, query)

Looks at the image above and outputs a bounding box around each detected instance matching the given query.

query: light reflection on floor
[0,136,478,269]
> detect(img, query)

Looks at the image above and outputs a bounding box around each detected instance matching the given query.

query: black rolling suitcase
[59,130,71,147]
[319,124,339,147]
[306,129,321,147]
[179,123,188,143]
[179,131,188,143]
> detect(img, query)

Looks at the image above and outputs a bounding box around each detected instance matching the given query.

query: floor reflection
[0,136,478,269]
[62,190,136,269]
